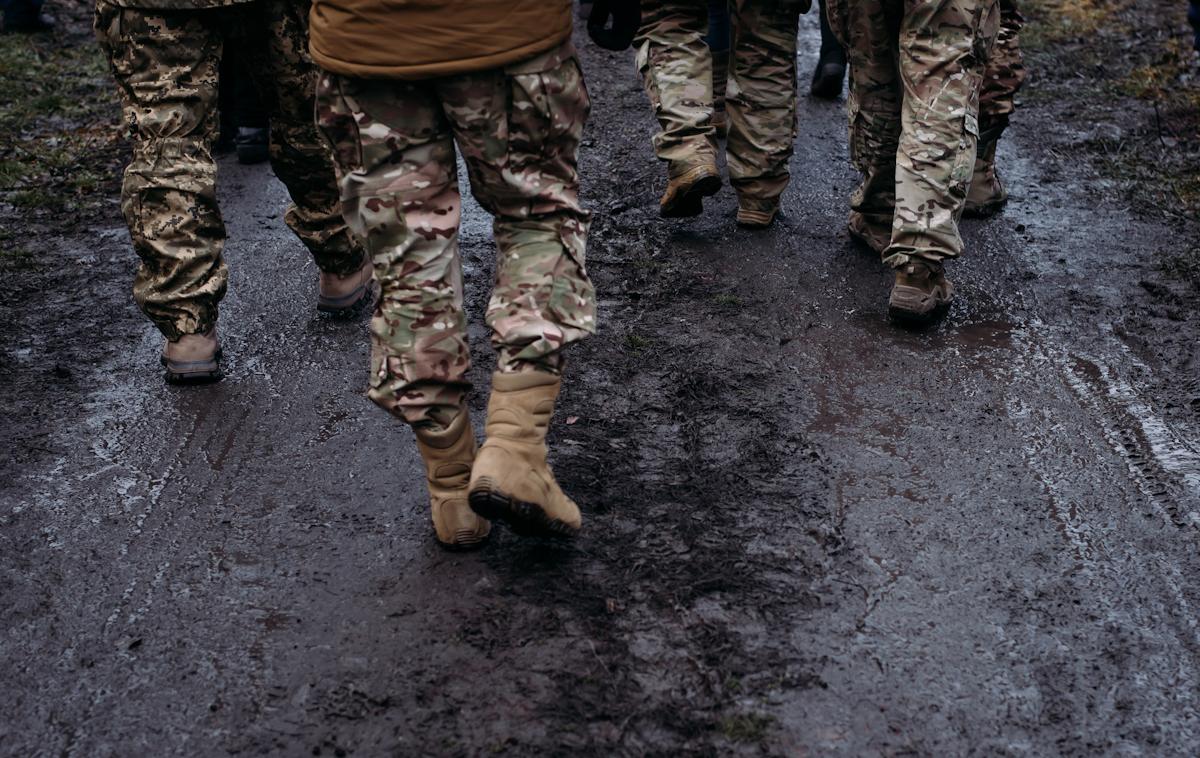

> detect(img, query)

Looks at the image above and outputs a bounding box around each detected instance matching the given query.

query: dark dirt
[2,2,1199,756]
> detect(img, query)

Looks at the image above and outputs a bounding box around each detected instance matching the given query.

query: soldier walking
[94,0,371,383]
[311,0,596,548]
[829,0,1001,324]
[635,0,810,227]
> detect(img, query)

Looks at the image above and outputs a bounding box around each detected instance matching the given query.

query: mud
[2,8,1199,757]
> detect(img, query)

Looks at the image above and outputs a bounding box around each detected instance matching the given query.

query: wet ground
[3,13,1200,758]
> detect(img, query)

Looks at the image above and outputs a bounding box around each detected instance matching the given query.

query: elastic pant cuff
[883,250,952,269]
[492,368,560,392]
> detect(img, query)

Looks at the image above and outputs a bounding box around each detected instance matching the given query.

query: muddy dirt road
[3,15,1200,758]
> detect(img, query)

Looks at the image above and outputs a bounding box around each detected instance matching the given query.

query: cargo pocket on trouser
[847,91,866,171]
[501,47,598,354]
[949,110,980,205]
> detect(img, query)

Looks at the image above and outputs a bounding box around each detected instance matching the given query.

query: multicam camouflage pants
[980,0,1025,139]
[315,43,596,431]
[95,0,364,340]
[635,0,802,210]
[828,0,1001,265]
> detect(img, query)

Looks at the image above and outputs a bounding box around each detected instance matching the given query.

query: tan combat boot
[847,211,891,255]
[888,259,954,326]
[317,256,376,316]
[161,329,222,384]
[660,160,722,219]
[469,371,581,538]
[736,199,779,228]
[413,410,491,550]
[963,137,1007,218]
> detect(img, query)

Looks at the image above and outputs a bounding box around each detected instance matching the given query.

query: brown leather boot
[468,371,581,538]
[413,410,491,550]
[888,260,954,326]
[161,329,222,384]
[318,256,376,317]
[964,137,1007,218]
[660,160,721,219]
[735,200,778,229]
[847,211,891,255]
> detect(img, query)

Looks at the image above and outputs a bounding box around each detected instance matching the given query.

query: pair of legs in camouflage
[828,0,1001,269]
[95,0,365,342]
[636,0,803,220]
[315,42,596,432]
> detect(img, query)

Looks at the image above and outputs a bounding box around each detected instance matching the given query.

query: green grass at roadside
[0,29,122,222]
[1023,0,1200,223]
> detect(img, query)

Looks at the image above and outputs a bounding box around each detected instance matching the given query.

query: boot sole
[161,348,223,385]
[888,302,950,327]
[962,196,1008,219]
[468,484,579,539]
[888,289,952,327]
[736,206,778,228]
[661,173,722,219]
[436,527,491,552]
[318,279,378,319]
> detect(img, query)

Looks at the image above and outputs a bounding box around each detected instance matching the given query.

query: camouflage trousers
[980,0,1025,139]
[828,0,1001,265]
[315,43,596,431]
[95,0,364,340]
[636,0,802,210]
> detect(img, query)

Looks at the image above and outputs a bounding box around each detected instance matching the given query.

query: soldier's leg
[239,0,367,280]
[95,2,227,341]
[726,0,801,224]
[967,0,1024,215]
[442,44,595,537]
[635,0,717,176]
[979,0,1024,135]
[811,0,848,99]
[315,73,468,431]
[835,0,901,254]
[886,0,999,267]
[317,74,490,549]
[443,45,596,376]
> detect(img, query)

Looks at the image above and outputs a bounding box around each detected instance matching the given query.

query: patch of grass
[0,159,26,186]
[1159,245,1200,290]
[1023,0,1132,44]
[0,25,123,226]
[632,257,664,272]
[0,228,37,270]
[718,711,775,743]
[712,293,742,307]
[9,187,65,211]
[1023,0,1200,223]
[624,333,651,352]
[1118,38,1200,106]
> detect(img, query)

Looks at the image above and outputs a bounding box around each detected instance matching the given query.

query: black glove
[587,0,642,51]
